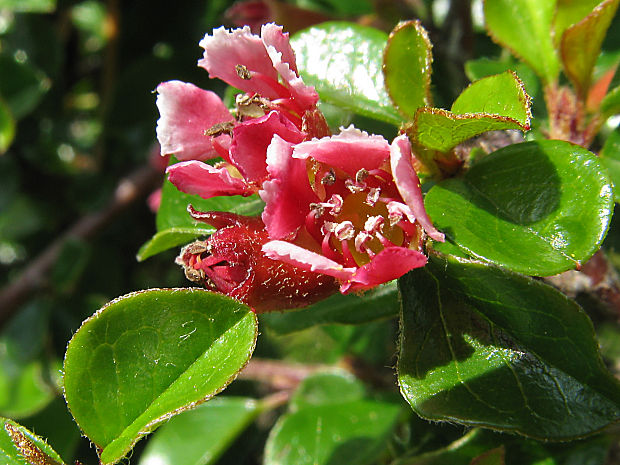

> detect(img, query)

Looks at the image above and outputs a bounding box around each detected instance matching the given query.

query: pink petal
[230,111,304,183]
[342,246,428,293]
[261,23,319,109]
[198,26,281,100]
[293,126,390,175]
[156,81,233,161]
[260,135,318,239]
[262,241,355,281]
[166,161,251,199]
[390,135,445,242]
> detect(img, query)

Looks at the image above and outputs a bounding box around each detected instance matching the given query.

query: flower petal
[156,81,233,161]
[166,161,251,199]
[261,23,318,109]
[292,126,390,175]
[260,135,318,239]
[262,240,355,280]
[198,26,281,99]
[343,246,427,293]
[390,135,445,242]
[229,111,304,183]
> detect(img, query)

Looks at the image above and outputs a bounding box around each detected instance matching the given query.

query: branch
[0,164,163,328]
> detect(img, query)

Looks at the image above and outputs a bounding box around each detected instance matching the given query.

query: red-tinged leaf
[561,0,620,98]
[587,63,618,111]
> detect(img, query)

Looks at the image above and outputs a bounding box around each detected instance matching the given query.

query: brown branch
[0,164,162,328]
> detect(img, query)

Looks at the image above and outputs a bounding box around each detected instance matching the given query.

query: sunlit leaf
[0,418,65,465]
[383,20,433,119]
[600,128,620,202]
[137,227,214,261]
[0,98,15,155]
[425,140,613,275]
[63,289,258,465]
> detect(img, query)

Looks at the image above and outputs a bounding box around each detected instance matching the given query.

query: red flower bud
[176,206,338,312]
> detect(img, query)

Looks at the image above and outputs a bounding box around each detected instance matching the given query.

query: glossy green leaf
[0,55,49,119]
[138,397,259,465]
[600,83,620,116]
[561,0,620,97]
[292,22,404,126]
[411,72,531,152]
[600,128,620,202]
[398,254,620,439]
[289,370,366,412]
[383,20,433,119]
[63,289,258,465]
[451,71,531,123]
[0,418,65,465]
[0,98,15,155]
[554,0,602,47]
[0,0,55,12]
[484,0,559,84]
[156,174,263,231]
[259,282,398,335]
[465,58,540,99]
[137,227,214,261]
[264,400,401,465]
[425,140,613,275]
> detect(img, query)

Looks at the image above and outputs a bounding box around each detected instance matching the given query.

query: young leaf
[484,0,559,85]
[138,397,259,465]
[560,0,620,98]
[424,140,613,276]
[470,446,505,465]
[1,418,65,465]
[264,400,401,465]
[600,84,620,116]
[259,282,398,335]
[398,254,620,439]
[553,0,601,47]
[410,71,531,152]
[383,20,433,119]
[291,22,404,126]
[63,289,258,465]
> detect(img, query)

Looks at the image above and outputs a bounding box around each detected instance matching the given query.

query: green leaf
[410,72,531,153]
[554,0,602,47]
[484,0,559,84]
[397,254,620,439]
[383,20,433,119]
[0,98,15,155]
[289,370,366,412]
[63,289,258,465]
[600,83,620,116]
[0,0,56,12]
[156,174,263,231]
[137,227,214,261]
[560,0,620,97]
[465,58,540,99]
[470,447,505,465]
[138,397,259,465]
[425,140,613,276]
[0,418,65,465]
[292,22,404,126]
[264,400,401,465]
[259,282,398,335]
[0,55,49,119]
[600,128,620,202]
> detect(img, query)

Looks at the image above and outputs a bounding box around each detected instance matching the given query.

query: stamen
[365,188,381,206]
[340,238,358,267]
[334,221,355,241]
[321,170,336,186]
[204,121,235,137]
[235,64,252,80]
[355,231,372,253]
[310,195,343,217]
[356,168,369,184]
[309,203,325,217]
[364,216,384,234]
[375,231,396,248]
[345,179,365,193]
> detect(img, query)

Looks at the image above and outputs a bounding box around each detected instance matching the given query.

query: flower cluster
[156,23,443,311]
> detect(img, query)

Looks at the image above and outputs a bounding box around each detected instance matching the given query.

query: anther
[334,221,355,241]
[204,121,235,137]
[365,188,381,206]
[235,64,252,80]
[364,216,384,234]
[355,168,369,184]
[321,170,336,185]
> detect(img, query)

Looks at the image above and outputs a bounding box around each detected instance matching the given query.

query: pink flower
[260,130,444,293]
[176,208,338,312]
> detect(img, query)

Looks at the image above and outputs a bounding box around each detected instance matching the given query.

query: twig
[0,164,162,328]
